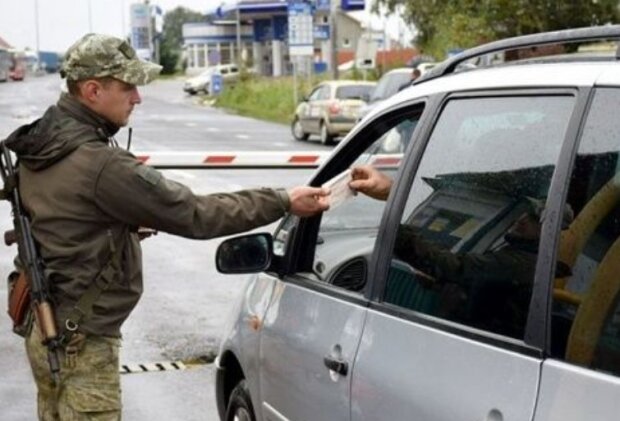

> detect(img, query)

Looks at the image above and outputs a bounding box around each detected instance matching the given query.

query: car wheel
[291,117,309,141]
[320,122,334,146]
[203,83,210,95]
[225,380,255,421]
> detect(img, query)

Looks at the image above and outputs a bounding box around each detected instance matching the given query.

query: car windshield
[370,72,411,102]
[336,85,374,100]
[199,69,217,77]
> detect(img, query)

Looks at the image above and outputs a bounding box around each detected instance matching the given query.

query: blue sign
[273,15,289,41]
[210,74,223,96]
[314,25,330,40]
[315,0,331,11]
[341,0,364,11]
[253,19,272,42]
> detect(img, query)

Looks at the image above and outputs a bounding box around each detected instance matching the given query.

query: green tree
[376,0,620,60]
[159,7,204,74]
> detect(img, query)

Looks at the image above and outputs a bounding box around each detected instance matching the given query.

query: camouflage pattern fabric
[25,325,122,420]
[60,33,161,85]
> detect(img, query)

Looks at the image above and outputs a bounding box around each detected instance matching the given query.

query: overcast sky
[0,0,411,53]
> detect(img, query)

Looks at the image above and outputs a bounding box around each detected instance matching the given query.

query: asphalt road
[0,74,324,420]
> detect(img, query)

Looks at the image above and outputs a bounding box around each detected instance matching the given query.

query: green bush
[214,76,323,125]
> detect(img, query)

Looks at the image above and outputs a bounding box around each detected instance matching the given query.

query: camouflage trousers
[25,324,122,420]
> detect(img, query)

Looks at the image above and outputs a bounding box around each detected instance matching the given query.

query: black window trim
[527,86,595,355]
[271,99,429,307]
[368,87,585,357]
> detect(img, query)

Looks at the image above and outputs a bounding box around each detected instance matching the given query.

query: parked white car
[215,25,620,421]
[183,64,240,95]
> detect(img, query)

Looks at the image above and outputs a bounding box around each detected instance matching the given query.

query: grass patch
[211,70,381,124]
[213,77,295,124]
[213,76,329,125]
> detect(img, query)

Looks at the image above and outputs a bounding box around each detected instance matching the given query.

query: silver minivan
[214,26,620,421]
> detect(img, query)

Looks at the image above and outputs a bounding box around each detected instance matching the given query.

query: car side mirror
[301,96,309,103]
[216,233,273,274]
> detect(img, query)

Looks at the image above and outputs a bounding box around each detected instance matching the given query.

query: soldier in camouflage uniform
[4,33,329,420]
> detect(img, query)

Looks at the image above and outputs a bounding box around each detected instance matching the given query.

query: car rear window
[370,72,412,102]
[336,85,374,100]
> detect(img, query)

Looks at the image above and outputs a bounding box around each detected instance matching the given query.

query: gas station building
[182,0,367,76]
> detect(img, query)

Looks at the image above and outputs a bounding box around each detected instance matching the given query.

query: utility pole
[145,0,154,62]
[236,6,242,67]
[329,0,339,80]
[34,0,40,70]
[88,0,93,32]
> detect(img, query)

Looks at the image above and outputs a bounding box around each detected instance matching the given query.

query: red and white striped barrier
[133,151,403,170]
[134,151,331,169]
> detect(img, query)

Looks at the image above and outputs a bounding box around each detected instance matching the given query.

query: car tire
[320,122,334,146]
[291,117,309,141]
[203,83,210,95]
[225,379,255,421]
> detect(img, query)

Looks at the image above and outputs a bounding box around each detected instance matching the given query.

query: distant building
[182,0,393,76]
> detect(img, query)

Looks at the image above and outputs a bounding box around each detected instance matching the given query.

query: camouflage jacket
[4,94,290,337]
[394,225,538,337]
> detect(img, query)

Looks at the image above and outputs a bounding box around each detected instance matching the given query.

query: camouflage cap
[60,33,162,85]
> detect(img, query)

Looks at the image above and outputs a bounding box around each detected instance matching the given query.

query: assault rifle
[0,142,61,384]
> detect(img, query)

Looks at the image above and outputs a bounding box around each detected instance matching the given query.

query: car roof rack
[417,25,620,85]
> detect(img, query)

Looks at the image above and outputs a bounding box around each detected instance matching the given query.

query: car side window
[289,107,423,292]
[319,85,331,100]
[551,88,620,378]
[308,86,322,101]
[384,95,575,340]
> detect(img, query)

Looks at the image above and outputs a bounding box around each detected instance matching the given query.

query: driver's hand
[349,165,393,201]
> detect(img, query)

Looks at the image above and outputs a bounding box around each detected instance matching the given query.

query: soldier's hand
[287,186,330,217]
[349,165,393,201]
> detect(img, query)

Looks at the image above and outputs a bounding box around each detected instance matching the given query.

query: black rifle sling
[62,230,125,339]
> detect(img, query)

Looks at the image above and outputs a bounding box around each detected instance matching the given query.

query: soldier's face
[94,79,141,126]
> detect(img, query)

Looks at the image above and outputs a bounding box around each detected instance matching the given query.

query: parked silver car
[183,63,240,95]
[291,80,376,145]
[215,26,620,421]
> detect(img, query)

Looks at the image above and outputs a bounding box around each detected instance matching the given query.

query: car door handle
[323,355,348,376]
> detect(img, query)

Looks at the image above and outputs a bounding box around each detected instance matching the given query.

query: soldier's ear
[81,80,101,103]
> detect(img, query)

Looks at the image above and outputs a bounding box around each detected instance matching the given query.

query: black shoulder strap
[62,229,126,337]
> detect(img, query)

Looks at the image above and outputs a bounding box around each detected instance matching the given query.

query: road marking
[120,354,215,374]
[274,142,288,147]
[121,361,187,374]
[206,127,220,132]
[235,134,249,140]
[185,122,197,127]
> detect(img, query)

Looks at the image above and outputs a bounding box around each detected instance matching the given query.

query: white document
[322,169,355,210]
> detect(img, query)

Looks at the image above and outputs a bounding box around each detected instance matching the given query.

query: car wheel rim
[233,407,251,421]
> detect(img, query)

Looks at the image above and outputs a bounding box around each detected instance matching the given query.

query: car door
[350,90,583,420]
[258,105,425,421]
[307,84,331,134]
[533,87,620,420]
[298,85,323,133]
